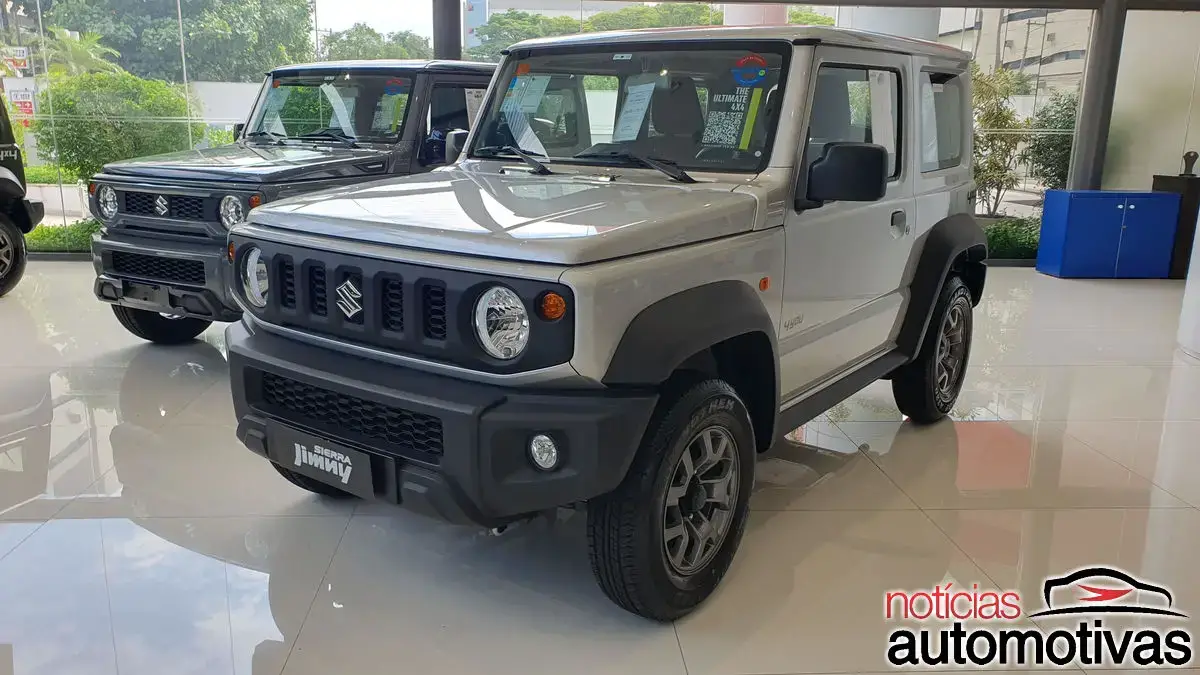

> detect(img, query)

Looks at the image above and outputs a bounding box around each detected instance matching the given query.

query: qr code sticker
[701,110,744,147]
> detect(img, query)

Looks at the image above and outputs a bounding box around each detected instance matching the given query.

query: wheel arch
[602,280,780,452]
[896,213,987,362]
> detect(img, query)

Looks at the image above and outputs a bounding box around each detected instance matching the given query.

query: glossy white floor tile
[1,262,1198,675]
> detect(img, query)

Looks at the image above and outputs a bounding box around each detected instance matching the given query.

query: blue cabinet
[1036,190,1181,279]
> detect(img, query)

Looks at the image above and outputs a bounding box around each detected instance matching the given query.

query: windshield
[246,70,414,144]
[470,42,788,173]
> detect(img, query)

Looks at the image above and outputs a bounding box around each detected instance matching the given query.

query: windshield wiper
[294,129,359,148]
[475,145,553,175]
[573,150,696,184]
[243,130,286,145]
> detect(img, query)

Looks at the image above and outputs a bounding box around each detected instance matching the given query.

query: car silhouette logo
[336,278,362,319]
[1028,567,1187,618]
[154,195,169,216]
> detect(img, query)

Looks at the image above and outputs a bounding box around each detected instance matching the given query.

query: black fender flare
[602,280,779,387]
[895,212,988,360]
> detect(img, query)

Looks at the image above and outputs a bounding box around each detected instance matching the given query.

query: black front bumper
[227,321,658,527]
[91,229,240,322]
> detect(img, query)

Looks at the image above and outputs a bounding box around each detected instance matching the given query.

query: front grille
[309,266,328,316]
[259,371,444,456]
[280,259,296,309]
[110,251,205,285]
[121,191,208,221]
[380,277,404,332]
[422,284,447,340]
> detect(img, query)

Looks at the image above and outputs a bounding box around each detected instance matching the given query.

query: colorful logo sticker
[731,54,768,87]
[515,63,532,75]
[383,78,408,96]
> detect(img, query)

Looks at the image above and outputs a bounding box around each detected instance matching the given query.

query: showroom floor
[1,261,1199,675]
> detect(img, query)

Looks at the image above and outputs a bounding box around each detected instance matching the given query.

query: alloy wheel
[934,298,969,407]
[0,230,12,279]
[662,425,740,576]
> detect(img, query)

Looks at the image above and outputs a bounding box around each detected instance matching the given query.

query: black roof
[269,59,496,76]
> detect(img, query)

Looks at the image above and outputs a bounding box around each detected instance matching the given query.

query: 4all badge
[732,54,769,87]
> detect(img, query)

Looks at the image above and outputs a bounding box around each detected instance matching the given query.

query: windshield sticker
[613,53,633,61]
[383,78,408,96]
[612,73,658,142]
[465,88,487,125]
[319,83,355,134]
[732,54,769,87]
[516,63,532,75]
[701,86,761,150]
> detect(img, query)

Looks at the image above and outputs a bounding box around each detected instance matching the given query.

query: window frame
[918,68,967,173]
[805,61,905,182]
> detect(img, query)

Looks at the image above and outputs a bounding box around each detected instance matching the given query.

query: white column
[835,6,941,42]
[723,3,788,27]
[1177,211,1200,359]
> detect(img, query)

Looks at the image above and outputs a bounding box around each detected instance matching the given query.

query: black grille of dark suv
[111,251,206,285]
[122,191,209,220]
[258,371,444,456]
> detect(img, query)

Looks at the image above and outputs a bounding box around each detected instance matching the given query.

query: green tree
[788,6,835,25]
[583,3,722,32]
[45,0,314,83]
[43,27,121,76]
[972,63,1032,216]
[324,23,432,61]
[466,10,581,63]
[1023,89,1078,191]
[31,71,204,178]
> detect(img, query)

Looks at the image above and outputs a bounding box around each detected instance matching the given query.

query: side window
[807,65,901,178]
[919,71,965,172]
[421,84,488,166]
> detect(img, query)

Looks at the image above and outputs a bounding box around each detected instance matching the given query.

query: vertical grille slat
[309,266,328,316]
[422,284,447,340]
[280,258,296,309]
[381,277,404,332]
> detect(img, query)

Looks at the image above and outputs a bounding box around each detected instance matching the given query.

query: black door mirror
[804,142,889,204]
[446,129,469,164]
[233,122,245,140]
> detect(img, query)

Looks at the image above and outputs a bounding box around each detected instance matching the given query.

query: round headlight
[220,195,246,228]
[97,185,118,220]
[474,286,529,360]
[241,246,269,308]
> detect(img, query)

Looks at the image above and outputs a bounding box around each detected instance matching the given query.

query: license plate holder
[122,280,162,303]
[267,423,375,500]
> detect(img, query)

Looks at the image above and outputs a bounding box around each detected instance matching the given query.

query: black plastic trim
[603,280,778,386]
[775,351,908,444]
[895,213,988,360]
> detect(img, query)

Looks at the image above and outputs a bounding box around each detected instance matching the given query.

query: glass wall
[0,1,1091,241]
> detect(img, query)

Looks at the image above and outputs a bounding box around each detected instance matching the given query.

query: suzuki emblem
[154,195,169,216]
[336,279,363,319]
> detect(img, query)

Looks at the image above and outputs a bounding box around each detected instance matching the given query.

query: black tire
[891,275,974,425]
[270,462,358,499]
[0,216,27,298]
[112,305,211,344]
[587,379,756,621]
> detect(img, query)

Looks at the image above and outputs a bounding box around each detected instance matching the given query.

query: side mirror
[804,142,889,205]
[446,129,468,164]
[233,123,245,140]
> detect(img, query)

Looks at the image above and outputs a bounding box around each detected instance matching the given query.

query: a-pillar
[834,6,940,42]
[432,0,462,61]
[723,4,787,27]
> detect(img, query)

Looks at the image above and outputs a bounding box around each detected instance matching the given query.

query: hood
[100,142,392,184]
[247,163,760,265]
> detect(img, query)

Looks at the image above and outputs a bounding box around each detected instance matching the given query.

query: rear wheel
[112,305,211,344]
[891,275,974,424]
[587,379,755,621]
[270,463,357,499]
[0,216,27,298]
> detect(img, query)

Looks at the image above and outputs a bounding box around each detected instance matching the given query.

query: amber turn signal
[227,242,236,262]
[759,277,770,291]
[538,292,567,321]
[87,182,96,195]
[248,194,263,208]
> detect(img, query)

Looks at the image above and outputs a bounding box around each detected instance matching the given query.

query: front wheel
[891,275,974,424]
[0,216,27,298]
[112,305,211,345]
[587,379,755,621]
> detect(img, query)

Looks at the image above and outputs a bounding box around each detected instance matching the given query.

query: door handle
[891,210,909,235]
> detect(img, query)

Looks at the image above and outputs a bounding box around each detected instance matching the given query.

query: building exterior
[937,8,1091,94]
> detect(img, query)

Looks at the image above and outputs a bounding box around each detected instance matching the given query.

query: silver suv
[224,26,987,621]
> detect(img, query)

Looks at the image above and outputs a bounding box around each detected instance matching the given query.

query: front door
[778,47,915,402]
[416,76,492,168]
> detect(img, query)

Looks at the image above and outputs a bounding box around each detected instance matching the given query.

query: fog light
[528,434,559,471]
